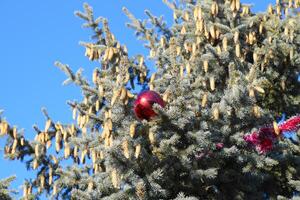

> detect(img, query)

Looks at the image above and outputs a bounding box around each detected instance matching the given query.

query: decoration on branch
[244,114,300,153]
[0,0,300,198]
[194,143,224,160]
[215,142,224,150]
[133,90,165,121]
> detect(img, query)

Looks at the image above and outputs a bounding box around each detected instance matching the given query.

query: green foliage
[0,176,16,200]
[0,0,300,199]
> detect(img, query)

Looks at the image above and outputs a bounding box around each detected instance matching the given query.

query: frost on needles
[0,0,300,199]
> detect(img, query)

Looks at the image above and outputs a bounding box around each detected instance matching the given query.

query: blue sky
[0,0,275,198]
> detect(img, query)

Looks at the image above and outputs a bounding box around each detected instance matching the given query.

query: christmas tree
[1,0,300,199]
[0,176,16,200]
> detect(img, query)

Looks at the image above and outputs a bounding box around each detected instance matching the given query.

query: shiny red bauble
[134,90,165,121]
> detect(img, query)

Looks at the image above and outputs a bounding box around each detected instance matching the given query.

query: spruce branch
[0,176,16,200]
[1,1,300,199]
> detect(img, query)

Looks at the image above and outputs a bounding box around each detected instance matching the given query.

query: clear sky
[0,0,275,198]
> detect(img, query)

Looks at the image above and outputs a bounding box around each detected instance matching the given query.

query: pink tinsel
[243,129,276,153]
[244,115,300,153]
[215,143,224,150]
[278,115,300,133]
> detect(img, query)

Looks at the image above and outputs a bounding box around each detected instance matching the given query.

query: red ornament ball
[134,90,165,121]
